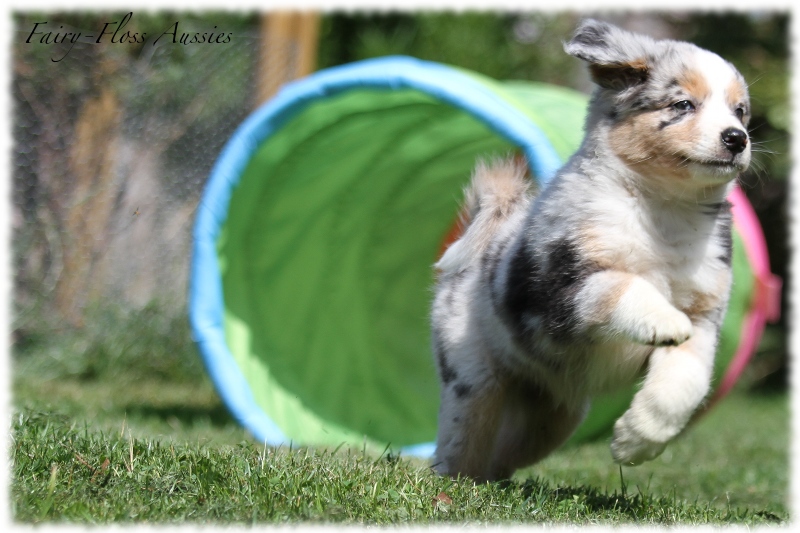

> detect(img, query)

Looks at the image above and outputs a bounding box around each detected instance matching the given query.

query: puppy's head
[565,19,751,186]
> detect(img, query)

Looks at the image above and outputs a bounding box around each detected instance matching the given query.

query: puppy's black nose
[721,127,748,154]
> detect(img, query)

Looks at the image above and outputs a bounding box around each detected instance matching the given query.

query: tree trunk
[255,11,320,107]
[54,87,122,325]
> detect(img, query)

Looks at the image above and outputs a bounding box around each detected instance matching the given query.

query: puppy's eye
[671,100,695,112]
[735,107,745,121]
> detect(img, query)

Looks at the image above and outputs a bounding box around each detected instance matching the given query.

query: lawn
[9,306,790,525]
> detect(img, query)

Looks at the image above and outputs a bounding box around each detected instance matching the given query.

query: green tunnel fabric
[218,84,588,448]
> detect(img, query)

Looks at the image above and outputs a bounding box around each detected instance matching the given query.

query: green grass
[10,305,790,525]
[12,303,247,447]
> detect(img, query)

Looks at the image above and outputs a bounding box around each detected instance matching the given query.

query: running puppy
[431,19,751,481]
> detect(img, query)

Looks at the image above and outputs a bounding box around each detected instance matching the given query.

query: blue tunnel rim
[188,55,564,457]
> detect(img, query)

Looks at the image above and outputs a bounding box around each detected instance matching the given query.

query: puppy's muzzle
[721,127,748,154]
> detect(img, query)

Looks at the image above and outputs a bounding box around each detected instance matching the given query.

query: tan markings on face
[725,78,747,112]
[678,68,711,102]
[609,68,716,180]
[609,112,699,180]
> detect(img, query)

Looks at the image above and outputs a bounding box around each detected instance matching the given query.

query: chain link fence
[12,13,322,335]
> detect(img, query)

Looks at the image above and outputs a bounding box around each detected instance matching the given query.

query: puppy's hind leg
[488,382,587,477]
[432,372,507,482]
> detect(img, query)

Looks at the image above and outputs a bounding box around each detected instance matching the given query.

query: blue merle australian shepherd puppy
[430,19,752,481]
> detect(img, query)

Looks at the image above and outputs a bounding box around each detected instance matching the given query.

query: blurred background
[11,11,789,440]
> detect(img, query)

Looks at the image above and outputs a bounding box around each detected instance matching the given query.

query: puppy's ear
[564,19,653,91]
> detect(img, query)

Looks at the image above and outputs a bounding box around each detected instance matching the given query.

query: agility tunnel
[189,56,781,455]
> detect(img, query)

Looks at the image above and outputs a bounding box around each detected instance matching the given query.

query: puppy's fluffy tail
[436,157,533,273]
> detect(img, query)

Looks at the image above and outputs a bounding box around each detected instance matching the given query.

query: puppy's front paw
[638,308,693,347]
[610,414,667,466]
[609,278,693,347]
[618,303,692,347]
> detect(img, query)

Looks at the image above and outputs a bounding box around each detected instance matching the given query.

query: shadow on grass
[513,479,643,515]
[510,478,785,524]
[550,485,648,515]
[120,402,236,428]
